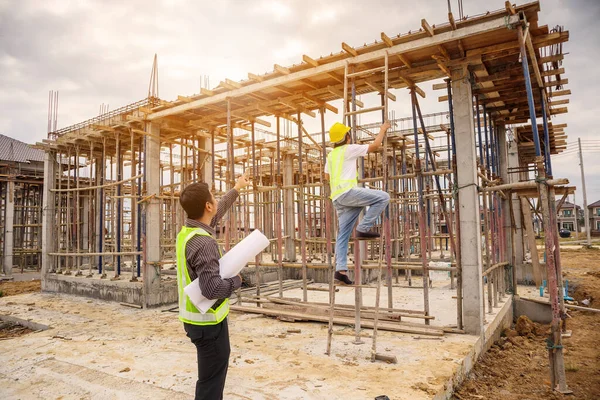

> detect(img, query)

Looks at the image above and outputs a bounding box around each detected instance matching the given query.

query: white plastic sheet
[184,229,270,313]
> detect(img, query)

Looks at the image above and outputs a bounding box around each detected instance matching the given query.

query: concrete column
[41,152,56,289]
[3,181,14,276]
[507,140,524,271]
[452,68,484,335]
[283,155,296,261]
[144,123,162,307]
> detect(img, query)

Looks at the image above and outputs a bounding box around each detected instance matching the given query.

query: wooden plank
[432,83,447,90]
[542,68,565,77]
[549,89,570,97]
[448,12,457,30]
[505,1,517,15]
[248,72,264,82]
[302,54,319,67]
[421,18,434,37]
[230,305,444,336]
[521,197,542,287]
[201,88,214,96]
[342,42,358,57]
[539,54,564,64]
[544,78,568,87]
[274,64,291,75]
[549,99,569,106]
[149,14,521,121]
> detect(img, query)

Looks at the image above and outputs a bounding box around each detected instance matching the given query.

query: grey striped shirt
[184,188,242,301]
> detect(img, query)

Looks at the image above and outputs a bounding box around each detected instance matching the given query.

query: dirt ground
[453,246,600,399]
[0,280,41,297]
[0,320,33,339]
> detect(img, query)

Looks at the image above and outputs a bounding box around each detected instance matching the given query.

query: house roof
[0,134,45,164]
[588,200,600,208]
[556,200,580,210]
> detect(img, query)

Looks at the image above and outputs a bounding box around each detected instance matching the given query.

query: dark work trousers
[184,318,231,400]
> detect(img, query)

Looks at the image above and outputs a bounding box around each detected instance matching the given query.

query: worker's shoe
[334,271,353,285]
[355,230,380,240]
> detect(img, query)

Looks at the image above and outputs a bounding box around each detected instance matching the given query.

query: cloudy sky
[1,0,599,205]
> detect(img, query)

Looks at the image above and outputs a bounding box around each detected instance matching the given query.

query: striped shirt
[184,188,242,301]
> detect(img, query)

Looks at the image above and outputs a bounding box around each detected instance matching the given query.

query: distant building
[555,200,581,232]
[0,134,45,275]
[588,199,600,235]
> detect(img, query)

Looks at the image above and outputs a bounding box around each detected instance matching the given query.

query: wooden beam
[524,26,544,88]
[438,45,450,60]
[549,99,569,106]
[541,68,565,77]
[505,1,516,15]
[178,95,194,103]
[549,89,571,97]
[448,12,457,30]
[274,64,291,75]
[302,93,339,114]
[342,42,358,57]
[201,88,214,96]
[539,54,564,64]
[302,54,319,67]
[248,72,264,82]
[380,32,394,47]
[432,83,447,90]
[364,81,396,101]
[421,19,434,37]
[544,78,568,88]
[149,14,522,121]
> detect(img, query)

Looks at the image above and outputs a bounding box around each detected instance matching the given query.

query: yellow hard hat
[329,122,351,144]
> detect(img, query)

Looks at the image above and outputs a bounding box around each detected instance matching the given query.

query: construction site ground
[0,273,509,400]
[454,246,600,400]
[1,247,598,399]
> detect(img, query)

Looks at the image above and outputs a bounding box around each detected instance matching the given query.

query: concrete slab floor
[0,279,510,400]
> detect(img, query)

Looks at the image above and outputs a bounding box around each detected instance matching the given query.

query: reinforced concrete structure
[34,1,573,393]
[0,134,45,277]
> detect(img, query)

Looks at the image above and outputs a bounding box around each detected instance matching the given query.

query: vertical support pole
[452,67,484,335]
[225,98,233,251]
[283,154,296,262]
[411,90,431,325]
[251,122,262,305]
[41,151,56,289]
[276,117,284,297]
[297,113,308,303]
[540,90,552,176]
[116,133,122,277]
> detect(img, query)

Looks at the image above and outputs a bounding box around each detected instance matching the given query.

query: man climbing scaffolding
[324,121,391,285]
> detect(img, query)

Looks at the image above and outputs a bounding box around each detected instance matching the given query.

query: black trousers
[184,318,231,400]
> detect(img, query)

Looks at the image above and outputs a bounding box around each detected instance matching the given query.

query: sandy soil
[0,280,41,297]
[453,246,600,399]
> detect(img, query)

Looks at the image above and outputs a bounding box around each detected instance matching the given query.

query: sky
[1,0,599,205]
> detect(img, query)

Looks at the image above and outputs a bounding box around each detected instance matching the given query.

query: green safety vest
[327,145,357,199]
[176,226,230,325]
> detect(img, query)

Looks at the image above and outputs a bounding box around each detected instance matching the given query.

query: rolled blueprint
[184,229,270,313]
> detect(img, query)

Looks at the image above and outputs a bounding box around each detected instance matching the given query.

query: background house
[556,200,582,232]
[588,200,600,235]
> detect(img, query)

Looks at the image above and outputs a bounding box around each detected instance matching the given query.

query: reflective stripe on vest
[176,226,230,325]
[327,145,357,199]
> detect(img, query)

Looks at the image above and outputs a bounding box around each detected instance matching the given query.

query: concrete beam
[452,67,484,336]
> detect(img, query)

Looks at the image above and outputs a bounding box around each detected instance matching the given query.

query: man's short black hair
[333,132,351,148]
[180,182,211,219]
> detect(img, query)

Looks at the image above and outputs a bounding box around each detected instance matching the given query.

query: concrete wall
[44,275,178,307]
